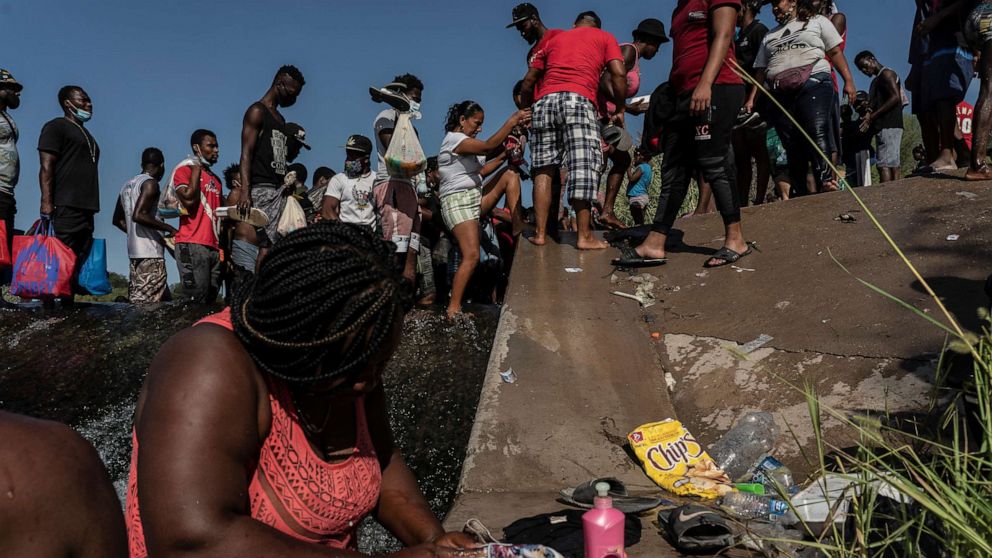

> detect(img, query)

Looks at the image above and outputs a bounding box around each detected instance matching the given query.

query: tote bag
[78,238,112,296]
[11,220,77,298]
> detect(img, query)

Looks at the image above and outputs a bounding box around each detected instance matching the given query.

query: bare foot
[634,245,666,260]
[598,212,626,230]
[446,306,461,320]
[576,235,609,250]
[965,164,992,181]
[526,233,547,246]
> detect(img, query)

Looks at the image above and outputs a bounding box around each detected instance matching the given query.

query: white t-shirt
[438,131,485,198]
[754,15,843,80]
[325,172,376,226]
[119,173,165,259]
[373,108,417,184]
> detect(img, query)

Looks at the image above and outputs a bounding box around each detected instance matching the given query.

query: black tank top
[250,104,288,185]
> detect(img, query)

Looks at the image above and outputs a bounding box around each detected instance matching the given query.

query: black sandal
[611,243,667,268]
[703,245,753,268]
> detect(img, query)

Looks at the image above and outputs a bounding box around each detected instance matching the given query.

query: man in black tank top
[237,65,305,263]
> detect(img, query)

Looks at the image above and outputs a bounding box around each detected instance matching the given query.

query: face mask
[774,8,795,24]
[344,158,365,177]
[193,146,213,168]
[67,102,91,122]
[408,100,422,120]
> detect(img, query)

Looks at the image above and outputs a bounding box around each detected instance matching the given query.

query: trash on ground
[946,234,960,241]
[834,213,857,223]
[740,333,774,354]
[610,274,620,285]
[643,314,656,324]
[734,483,766,495]
[731,265,756,272]
[739,522,803,554]
[956,190,978,200]
[651,332,662,340]
[708,412,779,481]
[564,267,583,273]
[664,372,677,391]
[500,368,518,384]
[720,491,798,524]
[628,419,732,499]
[749,455,797,495]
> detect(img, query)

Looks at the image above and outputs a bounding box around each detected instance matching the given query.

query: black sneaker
[734,110,761,130]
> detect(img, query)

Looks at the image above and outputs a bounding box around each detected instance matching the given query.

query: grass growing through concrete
[730,62,992,556]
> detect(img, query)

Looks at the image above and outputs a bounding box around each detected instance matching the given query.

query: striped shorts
[441,188,482,230]
[531,91,603,203]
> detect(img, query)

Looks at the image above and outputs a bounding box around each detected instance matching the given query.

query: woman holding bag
[745,0,856,196]
[438,101,529,319]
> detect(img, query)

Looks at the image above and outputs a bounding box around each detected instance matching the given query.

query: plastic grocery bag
[78,238,112,296]
[277,196,307,236]
[628,419,733,499]
[159,157,196,219]
[384,112,427,178]
[11,220,77,299]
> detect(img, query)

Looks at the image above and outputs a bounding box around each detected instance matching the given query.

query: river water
[0,302,498,554]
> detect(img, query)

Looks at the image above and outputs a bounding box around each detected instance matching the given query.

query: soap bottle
[582,482,625,558]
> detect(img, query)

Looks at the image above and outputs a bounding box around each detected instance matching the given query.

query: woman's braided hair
[231,221,413,384]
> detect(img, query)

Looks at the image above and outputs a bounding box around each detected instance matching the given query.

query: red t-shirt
[528,28,563,100]
[173,165,223,250]
[957,101,974,150]
[669,0,744,94]
[530,27,623,103]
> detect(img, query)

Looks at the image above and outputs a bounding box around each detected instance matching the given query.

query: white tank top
[119,173,165,259]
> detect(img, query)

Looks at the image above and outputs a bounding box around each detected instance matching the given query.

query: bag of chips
[627,419,732,499]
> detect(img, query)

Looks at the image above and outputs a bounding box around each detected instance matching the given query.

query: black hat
[633,18,669,44]
[285,123,312,150]
[0,69,22,92]
[506,3,539,28]
[343,134,373,155]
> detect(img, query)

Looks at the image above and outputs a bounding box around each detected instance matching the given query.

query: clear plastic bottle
[582,482,625,558]
[720,491,798,525]
[708,412,779,481]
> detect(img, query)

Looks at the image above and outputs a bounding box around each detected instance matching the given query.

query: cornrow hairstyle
[445,100,484,133]
[231,221,413,385]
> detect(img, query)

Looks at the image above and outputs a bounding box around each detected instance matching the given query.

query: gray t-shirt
[373,108,416,184]
[0,111,19,196]
[755,15,843,80]
[438,131,485,198]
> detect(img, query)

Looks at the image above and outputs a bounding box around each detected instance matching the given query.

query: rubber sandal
[464,518,501,544]
[559,478,663,514]
[368,85,411,112]
[657,504,735,553]
[703,245,753,268]
[611,243,667,268]
[216,206,269,227]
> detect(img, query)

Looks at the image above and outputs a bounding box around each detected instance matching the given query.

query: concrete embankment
[446,176,989,556]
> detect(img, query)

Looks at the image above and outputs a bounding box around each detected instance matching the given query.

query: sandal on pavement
[703,245,753,268]
[559,478,663,514]
[658,504,735,553]
[611,243,667,268]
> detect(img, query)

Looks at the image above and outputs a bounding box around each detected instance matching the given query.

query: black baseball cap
[285,122,312,150]
[0,69,22,92]
[343,134,373,155]
[506,3,539,28]
[633,18,670,44]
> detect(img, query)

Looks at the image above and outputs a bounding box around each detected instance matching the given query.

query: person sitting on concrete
[0,410,127,557]
[854,51,905,183]
[112,147,175,303]
[438,100,530,318]
[125,221,478,558]
[519,11,627,250]
[321,134,376,229]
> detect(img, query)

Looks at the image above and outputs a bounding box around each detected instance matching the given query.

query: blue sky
[2,0,933,276]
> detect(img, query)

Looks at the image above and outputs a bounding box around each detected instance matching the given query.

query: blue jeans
[769,73,838,195]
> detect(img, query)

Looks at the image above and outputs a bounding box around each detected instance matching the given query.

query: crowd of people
[2,1,992,557]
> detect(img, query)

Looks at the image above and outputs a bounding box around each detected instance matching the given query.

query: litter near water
[500,368,518,384]
[740,334,773,354]
[946,234,960,241]
[956,190,978,200]
[564,267,583,273]
[731,265,755,273]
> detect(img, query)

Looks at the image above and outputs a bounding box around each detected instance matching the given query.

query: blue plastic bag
[78,238,112,296]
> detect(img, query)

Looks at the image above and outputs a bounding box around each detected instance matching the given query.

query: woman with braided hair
[124,221,481,558]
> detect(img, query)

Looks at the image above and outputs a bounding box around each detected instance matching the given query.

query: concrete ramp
[445,234,679,556]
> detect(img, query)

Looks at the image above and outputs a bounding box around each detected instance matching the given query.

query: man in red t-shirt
[174,129,224,304]
[519,11,626,251]
[627,0,749,269]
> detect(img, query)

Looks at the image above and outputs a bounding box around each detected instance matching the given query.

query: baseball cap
[0,69,22,92]
[285,123,311,150]
[343,134,373,155]
[506,3,539,28]
[633,18,670,44]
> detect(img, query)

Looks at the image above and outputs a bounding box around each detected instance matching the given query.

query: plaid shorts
[531,92,603,202]
[441,188,482,230]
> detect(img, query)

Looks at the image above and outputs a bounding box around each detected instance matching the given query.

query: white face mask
[408,100,422,120]
[193,146,213,168]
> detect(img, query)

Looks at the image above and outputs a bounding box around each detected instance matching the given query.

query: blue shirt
[627,163,652,198]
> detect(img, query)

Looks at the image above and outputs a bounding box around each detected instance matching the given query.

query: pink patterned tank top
[125,308,383,556]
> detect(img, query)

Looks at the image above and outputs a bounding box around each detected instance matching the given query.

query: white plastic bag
[277,196,307,236]
[384,112,427,178]
[159,156,199,219]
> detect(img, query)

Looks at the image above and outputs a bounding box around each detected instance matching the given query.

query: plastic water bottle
[583,482,625,558]
[720,492,798,525]
[708,412,779,481]
[751,456,798,495]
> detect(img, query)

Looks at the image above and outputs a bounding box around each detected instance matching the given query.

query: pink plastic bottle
[582,482,625,558]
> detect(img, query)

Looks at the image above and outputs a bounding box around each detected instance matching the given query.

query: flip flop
[368,86,411,112]
[559,478,663,514]
[611,244,667,268]
[657,504,735,553]
[703,245,753,269]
